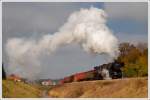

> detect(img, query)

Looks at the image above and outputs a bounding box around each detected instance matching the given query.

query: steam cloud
[5,7,119,80]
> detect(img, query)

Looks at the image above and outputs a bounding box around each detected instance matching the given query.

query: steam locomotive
[59,60,124,84]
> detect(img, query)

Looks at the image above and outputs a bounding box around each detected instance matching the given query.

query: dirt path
[41,90,50,98]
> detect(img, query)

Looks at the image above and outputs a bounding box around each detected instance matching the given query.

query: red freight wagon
[59,80,65,85]
[61,75,74,83]
[74,70,95,82]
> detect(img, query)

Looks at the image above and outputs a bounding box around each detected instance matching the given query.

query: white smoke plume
[5,7,119,80]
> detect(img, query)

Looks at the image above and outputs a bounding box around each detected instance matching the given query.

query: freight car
[60,60,124,84]
[74,70,96,82]
[60,75,74,84]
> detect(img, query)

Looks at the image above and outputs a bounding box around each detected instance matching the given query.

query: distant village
[2,63,59,86]
[7,74,59,86]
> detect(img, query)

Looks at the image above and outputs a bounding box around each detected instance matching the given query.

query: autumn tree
[117,42,148,77]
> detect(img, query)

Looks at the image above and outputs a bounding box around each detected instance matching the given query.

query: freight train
[59,60,124,84]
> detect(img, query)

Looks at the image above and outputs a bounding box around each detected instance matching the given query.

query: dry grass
[2,80,42,98]
[48,77,148,98]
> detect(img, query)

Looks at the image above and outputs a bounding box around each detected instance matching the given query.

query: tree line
[117,42,148,77]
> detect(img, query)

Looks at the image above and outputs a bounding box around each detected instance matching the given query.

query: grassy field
[2,77,148,98]
[2,80,42,98]
[48,77,148,98]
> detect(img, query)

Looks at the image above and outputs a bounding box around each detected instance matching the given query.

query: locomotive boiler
[94,60,124,80]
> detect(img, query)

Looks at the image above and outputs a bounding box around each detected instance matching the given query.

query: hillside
[48,77,148,98]
[2,80,42,98]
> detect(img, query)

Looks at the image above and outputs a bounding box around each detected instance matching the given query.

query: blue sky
[3,2,148,79]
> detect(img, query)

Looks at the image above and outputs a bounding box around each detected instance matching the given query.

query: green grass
[2,80,42,98]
